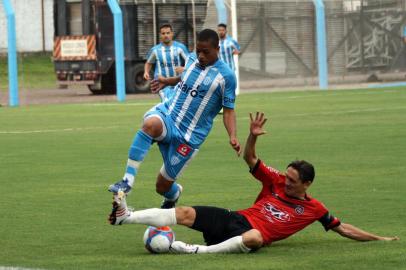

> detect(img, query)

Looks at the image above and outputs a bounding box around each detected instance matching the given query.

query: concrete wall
[0,0,54,53]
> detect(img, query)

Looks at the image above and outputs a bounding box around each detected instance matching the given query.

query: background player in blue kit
[109,29,241,210]
[217,23,240,71]
[143,24,189,101]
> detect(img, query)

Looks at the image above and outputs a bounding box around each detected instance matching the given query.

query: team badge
[177,144,192,157]
[203,77,212,86]
[295,205,304,215]
[170,156,180,166]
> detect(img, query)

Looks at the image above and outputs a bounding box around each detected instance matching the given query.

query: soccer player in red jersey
[109,112,399,254]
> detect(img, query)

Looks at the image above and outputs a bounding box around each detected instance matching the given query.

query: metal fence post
[2,0,19,106]
[107,0,126,102]
[313,0,329,89]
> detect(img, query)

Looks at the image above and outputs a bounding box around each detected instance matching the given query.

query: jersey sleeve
[222,71,236,109]
[185,53,196,69]
[179,43,190,63]
[146,48,156,64]
[250,159,282,186]
[318,211,341,231]
[232,39,241,51]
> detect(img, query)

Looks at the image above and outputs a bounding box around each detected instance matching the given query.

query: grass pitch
[0,88,405,270]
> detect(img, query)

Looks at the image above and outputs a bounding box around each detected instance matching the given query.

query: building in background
[0,0,54,53]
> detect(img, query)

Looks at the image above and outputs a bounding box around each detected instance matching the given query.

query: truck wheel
[87,68,116,94]
[126,63,150,93]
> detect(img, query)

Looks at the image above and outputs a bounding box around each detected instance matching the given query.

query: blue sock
[163,183,180,201]
[123,130,153,186]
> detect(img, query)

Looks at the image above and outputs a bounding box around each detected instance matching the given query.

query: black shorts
[191,206,253,245]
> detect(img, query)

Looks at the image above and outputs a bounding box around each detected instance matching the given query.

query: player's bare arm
[144,62,153,80]
[223,107,241,156]
[332,223,399,241]
[150,75,181,94]
[175,66,185,74]
[244,112,267,168]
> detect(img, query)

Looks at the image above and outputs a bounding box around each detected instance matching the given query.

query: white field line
[272,89,403,100]
[0,126,118,134]
[214,106,406,122]
[82,102,156,106]
[1,106,405,134]
[0,267,45,270]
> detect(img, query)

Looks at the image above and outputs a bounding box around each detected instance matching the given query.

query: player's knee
[142,117,163,138]
[175,206,196,227]
[242,229,263,249]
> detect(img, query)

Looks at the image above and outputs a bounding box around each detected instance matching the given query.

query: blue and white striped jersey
[219,35,241,71]
[158,53,237,148]
[146,41,189,78]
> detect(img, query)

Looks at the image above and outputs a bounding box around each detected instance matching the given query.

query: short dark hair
[197,29,219,48]
[160,24,173,31]
[287,160,315,183]
[218,23,227,29]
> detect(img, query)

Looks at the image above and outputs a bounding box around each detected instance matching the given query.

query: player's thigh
[191,206,233,245]
[158,139,199,181]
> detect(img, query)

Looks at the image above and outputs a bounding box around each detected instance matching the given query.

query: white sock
[123,208,177,227]
[195,236,251,254]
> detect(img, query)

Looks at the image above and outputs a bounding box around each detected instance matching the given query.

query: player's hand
[249,112,268,137]
[380,236,400,241]
[144,71,150,81]
[150,76,166,94]
[230,137,241,156]
[175,66,184,75]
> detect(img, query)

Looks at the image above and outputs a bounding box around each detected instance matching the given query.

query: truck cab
[53,0,207,94]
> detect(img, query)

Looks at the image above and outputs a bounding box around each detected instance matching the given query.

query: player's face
[284,167,310,198]
[196,41,219,67]
[160,27,174,44]
[217,26,227,39]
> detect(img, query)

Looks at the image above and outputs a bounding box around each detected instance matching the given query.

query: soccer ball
[143,226,175,254]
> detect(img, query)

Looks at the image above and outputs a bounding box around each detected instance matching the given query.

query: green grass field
[0,54,56,90]
[0,89,405,270]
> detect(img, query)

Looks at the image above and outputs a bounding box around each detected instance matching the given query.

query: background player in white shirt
[144,24,189,101]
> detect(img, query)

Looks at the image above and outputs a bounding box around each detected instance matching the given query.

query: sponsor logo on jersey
[262,202,291,223]
[178,81,206,98]
[177,144,192,157]
[224,97,235,104]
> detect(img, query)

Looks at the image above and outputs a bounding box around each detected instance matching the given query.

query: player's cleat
[109,191,130,225]
[108,178,132,194]
[161,184,183,209]
[169,241,199,254]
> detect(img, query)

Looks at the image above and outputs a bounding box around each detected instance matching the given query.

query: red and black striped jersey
[238,160,341,245]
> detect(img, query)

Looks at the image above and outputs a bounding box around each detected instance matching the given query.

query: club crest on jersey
[295,205,304,215]
[203,77,212,86]
[170,156,181,166]
[177,144,192,157]
[262,202,291,223]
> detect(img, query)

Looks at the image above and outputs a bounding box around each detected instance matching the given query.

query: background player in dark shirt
[109,112,399,254]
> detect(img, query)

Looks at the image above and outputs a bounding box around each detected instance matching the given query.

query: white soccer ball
[143,226,175,254]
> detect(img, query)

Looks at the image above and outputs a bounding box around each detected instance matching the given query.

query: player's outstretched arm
[150,76,181,94]
[332,223,399,241]
[223,108,241,156]
[243,112,267,169]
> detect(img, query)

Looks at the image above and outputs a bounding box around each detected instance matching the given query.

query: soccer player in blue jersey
[109,29,241,210]
[217,24,240,71]
[144,24,189,101]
